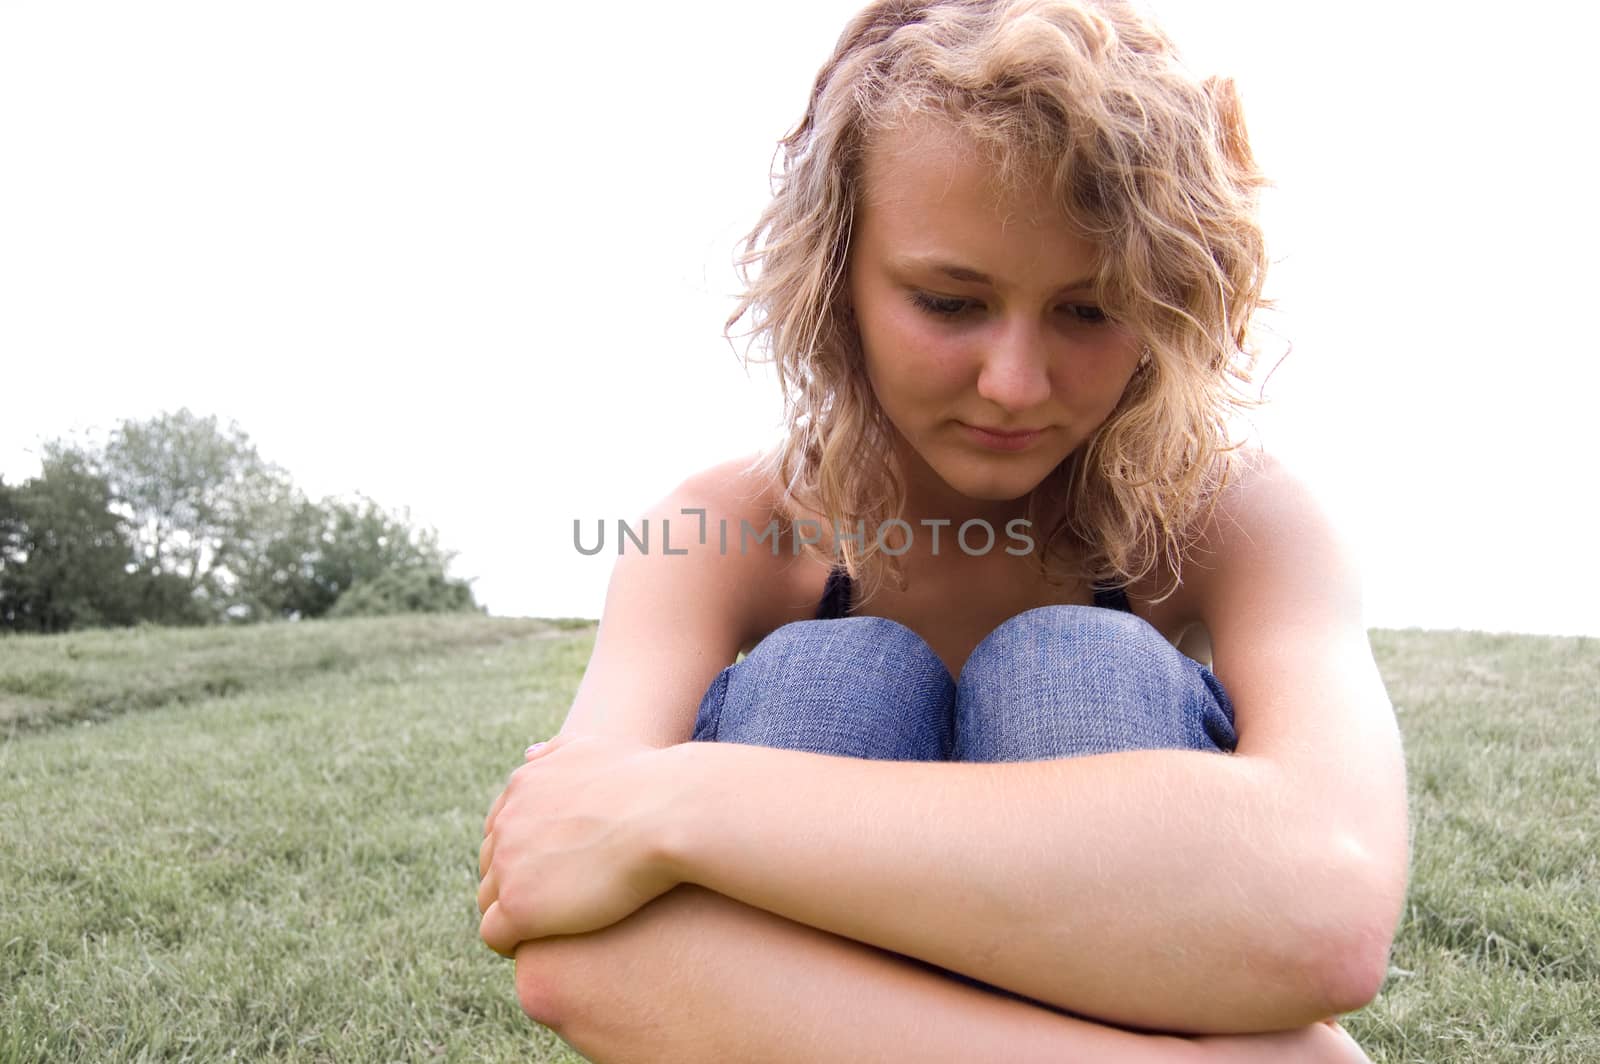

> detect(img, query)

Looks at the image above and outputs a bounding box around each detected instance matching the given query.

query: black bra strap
[815,565,854,620]
[818,566,1132,619]
[1091,583,1133,614]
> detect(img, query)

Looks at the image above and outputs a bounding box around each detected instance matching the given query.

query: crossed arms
[509,454,1410,1044]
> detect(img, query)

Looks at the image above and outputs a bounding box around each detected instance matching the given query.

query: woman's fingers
[479,831,496,879]
[479,899,519,958]
[483,787,509,836]
[478,741,567,956]
[486,754,544,835]
[477,866,499,915]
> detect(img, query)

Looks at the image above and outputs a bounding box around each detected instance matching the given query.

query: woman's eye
[911,292,975,317]
[909,292,1110,325]
[1062,304,1109,325]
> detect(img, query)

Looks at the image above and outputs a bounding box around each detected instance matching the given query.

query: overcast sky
[3,1,1595,637]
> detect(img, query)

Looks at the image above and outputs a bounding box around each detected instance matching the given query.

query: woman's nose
[974,319,1052,412]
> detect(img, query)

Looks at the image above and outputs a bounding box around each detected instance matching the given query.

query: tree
[328,566,479,618]
[13,410,478,628]
[55,409,296,618]
[311,496,450,606]
[300,495,476,618]
[230,494,478,621]
[226,493,327,621]
[0,455,140,632]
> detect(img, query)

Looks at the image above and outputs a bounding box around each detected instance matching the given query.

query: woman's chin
[927,458,1055,506]
[893,433,1064,510]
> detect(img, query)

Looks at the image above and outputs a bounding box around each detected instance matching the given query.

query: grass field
[1,616,1595,1062]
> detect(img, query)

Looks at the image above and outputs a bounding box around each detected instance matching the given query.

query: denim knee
[954,604,1237,763]
[690,616,955,761]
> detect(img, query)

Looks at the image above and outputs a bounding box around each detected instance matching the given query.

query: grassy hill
[1,617,1595,1062]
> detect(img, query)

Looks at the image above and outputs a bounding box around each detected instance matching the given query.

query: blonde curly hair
[727,0,1270,606]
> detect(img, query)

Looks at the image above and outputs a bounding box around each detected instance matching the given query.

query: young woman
[478,2,1409,1060]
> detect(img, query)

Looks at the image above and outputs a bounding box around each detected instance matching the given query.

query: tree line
[0,409,478,633]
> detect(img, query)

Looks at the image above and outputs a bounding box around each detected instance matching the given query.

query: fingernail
[525,742,547,756]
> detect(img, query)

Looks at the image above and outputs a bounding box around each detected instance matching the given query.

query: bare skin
[493,455,1385,1061]
[482,115,1405,1059]
[520,884,1368,1064]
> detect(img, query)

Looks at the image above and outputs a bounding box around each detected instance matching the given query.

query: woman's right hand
[1192,1018,1372,1063]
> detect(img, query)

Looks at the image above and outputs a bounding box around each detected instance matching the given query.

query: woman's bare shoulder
[661,449,834,651]
[1125,446,1311,651]
[1188,446,1335,573]
[558,450,827,746]
[673,449,783,522]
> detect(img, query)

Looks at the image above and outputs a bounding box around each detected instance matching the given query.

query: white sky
[2,1,1595,637]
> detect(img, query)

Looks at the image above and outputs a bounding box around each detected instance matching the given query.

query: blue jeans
[689,604,1238,1011]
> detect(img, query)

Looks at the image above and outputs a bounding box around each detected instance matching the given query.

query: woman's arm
[650,739,1355,1033]
[602,455,1408,1035]
[554,459,782,751]
[508,454,1404,1035]
[524,882,1365,1064]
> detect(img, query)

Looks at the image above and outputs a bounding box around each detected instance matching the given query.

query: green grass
[0,614,562,737]
[1349,629,1600,1062]
[1,618,1596,1062]
[1,615,590,1063]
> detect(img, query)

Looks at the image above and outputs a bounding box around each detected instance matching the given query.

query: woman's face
[846,118,1145,516]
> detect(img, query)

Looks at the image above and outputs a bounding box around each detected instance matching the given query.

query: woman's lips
[960,422,1045,452]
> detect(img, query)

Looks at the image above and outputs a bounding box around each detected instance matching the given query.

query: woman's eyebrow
[893,256,1098,293]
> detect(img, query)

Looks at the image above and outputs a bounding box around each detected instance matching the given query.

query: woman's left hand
[478,732,683,957]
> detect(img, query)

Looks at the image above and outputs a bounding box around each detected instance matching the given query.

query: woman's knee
[955,604,1236,761]
[691,616,955,761]
[962,604,1187,690]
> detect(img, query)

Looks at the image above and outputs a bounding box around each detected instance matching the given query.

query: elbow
[1310,921,1394,1016]
[1299,850,1408,1017]
[1245,929,1389,1032]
